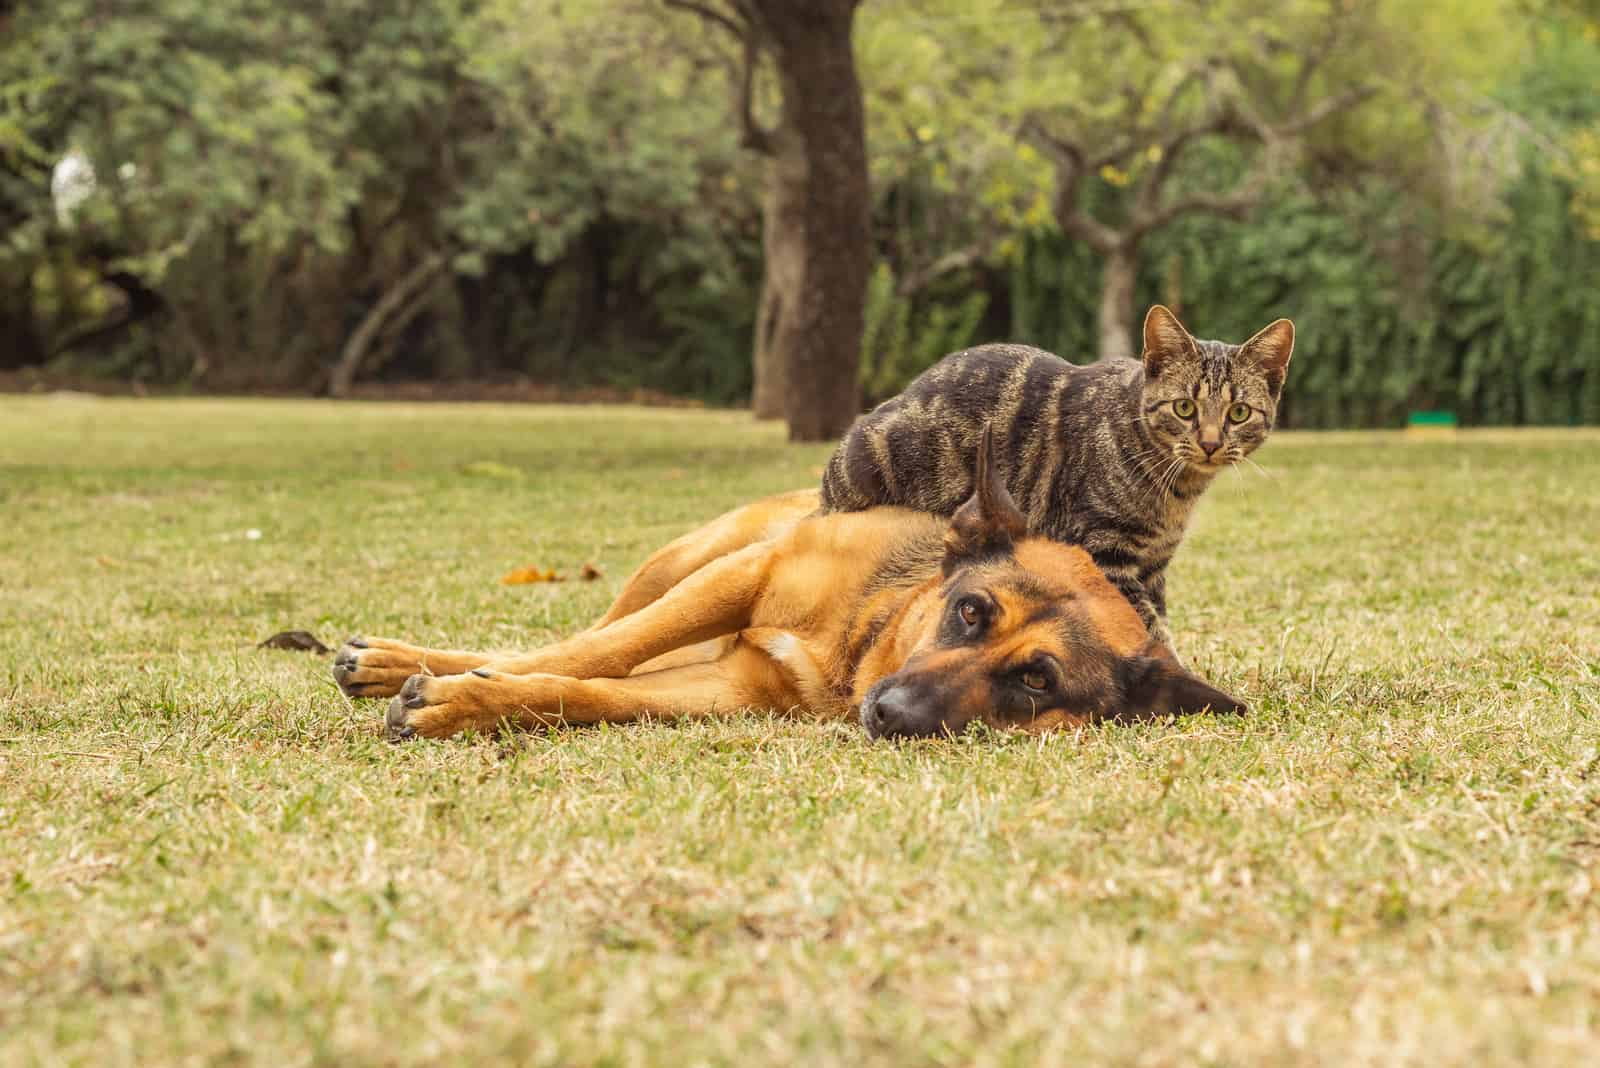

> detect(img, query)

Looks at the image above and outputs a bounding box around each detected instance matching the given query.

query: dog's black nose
[863,684,919,739]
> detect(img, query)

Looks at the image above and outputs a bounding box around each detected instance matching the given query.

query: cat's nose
[1199,438,1223,458]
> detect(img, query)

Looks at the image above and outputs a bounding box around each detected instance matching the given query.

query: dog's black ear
[944,423,1027,572]
[1113,654,1247,721]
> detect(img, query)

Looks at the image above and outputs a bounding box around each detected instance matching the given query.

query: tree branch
[894,243,990,298]
[1022,116,1122,254]
[327,252,449,397]
[1128,77,1376,236]
[1132,151,1275,236]
[1130,106,1250,219]
[734,21,773,154]
[661,0,743,40]
[664,0,773,155]
[1276,84,1379,137]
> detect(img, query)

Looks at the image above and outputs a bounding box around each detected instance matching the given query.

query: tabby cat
[819,305,1294,655]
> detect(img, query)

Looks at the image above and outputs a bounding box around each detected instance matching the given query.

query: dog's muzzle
[861,677,958,740]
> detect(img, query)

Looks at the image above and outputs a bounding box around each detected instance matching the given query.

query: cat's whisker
[1224,463,1248,497]
[1153,452,1189,502]
[1240,455,1276,481]
[1149,452,1189,504]
[1128,444,1183,498]
[1135,455,1180,506]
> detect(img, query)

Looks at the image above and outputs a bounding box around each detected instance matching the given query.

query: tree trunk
[749,0,870,442]
[750,170,798,420]
[327,252,446,397]
[750,275,784,418]
[1097,241,1139,361]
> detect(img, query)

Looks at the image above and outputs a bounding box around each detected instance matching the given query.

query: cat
[818,305,1294,656]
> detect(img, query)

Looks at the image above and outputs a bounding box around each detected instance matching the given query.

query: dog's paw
[334,638,492,699]
[384,670,508,742]
[385,674,428,742]
[332,636,427,699]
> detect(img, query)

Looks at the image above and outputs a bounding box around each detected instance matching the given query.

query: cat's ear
[943,422,1027,572]
[1241,318,1295,393]
[1113,653,1248,721]
[1141,305,1196,379]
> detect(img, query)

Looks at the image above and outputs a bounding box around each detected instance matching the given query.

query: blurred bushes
[2,1,1597,426]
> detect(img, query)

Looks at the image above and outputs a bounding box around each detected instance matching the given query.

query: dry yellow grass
[2,396,1598,1066]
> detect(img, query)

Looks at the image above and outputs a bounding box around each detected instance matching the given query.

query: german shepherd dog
[333,428,1244,741]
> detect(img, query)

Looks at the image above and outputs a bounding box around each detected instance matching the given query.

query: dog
[332,427,1244,741]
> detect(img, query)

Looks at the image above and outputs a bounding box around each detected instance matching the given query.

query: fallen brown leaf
[501,565,564,585]
[258,630,332,654]
[579,562,605,581]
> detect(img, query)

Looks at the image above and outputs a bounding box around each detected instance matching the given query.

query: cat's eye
[1228,403,1252,424]
[1020,670,1049,693]
[1172,398,1196,419]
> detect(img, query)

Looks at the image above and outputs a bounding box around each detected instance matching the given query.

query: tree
[858,0,1525,362]
[662,0,870,440]
[1557,3,1600,237]
[1022,1,1529,359]
[3,0,756,394]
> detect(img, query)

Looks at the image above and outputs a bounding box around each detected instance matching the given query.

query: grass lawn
[2,395,1599,1066]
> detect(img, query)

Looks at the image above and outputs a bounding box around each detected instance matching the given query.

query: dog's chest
[747,629,849,718]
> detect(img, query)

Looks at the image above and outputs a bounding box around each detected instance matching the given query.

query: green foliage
[860,264,989,401]
[999,164,1600,429]
[1007,228,1102,361]
[0,0,1596,424]
[0,0,758,388]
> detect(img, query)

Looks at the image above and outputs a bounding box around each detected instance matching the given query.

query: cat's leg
[1139,572,1185,666]
[1106,571,1184,666]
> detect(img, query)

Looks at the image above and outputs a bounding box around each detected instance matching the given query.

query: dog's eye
[1172,398,1196,419]
[958,600,980,627]
[1020,670,1049,693]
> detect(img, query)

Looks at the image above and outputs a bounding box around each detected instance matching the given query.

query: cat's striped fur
[819,306,1294,655]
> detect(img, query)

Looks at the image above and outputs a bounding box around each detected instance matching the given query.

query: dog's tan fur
[334,431,1242,741]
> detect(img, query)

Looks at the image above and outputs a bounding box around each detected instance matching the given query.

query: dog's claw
[398,675,430,710]
[385,697,416,742]
[331,640,371,696]
[346,635,369,649]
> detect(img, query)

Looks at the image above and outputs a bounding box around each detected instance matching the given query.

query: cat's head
[1138,305,1295,474]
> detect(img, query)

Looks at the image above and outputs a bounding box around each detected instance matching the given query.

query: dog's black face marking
[862,560,1123,739]
[862,537,1247,740]
[863,420,1244,740]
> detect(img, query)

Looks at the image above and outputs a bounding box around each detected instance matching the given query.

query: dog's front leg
[335,540,772,699]
[332,638,493,698]
[385,633,800,740]
[476,541,773,680]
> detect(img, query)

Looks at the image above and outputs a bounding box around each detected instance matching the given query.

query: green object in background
[1406,410,1459,437]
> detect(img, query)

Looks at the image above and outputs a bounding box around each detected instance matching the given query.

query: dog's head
[860,425,1245,740]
